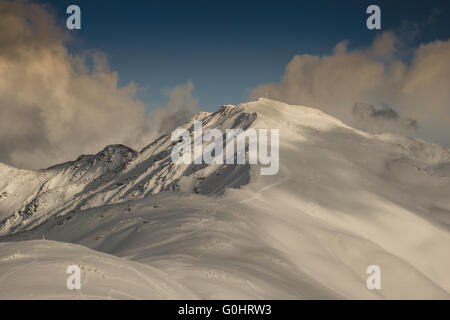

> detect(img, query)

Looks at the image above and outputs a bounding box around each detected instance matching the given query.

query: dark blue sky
[40,0,450,111]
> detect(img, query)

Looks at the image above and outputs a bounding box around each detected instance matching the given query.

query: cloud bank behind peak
[0,0,197,170]
[250,32,450,147]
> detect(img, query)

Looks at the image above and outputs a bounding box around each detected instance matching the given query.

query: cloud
[250,32,450,147]
[353,102,419,133]
[0,0,198,169]
[122,81,198,150]
[157,81,198,134]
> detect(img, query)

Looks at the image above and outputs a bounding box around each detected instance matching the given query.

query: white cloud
[250,32,450,147]
[0,0,198,169]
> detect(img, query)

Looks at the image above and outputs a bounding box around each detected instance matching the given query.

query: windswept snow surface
[1,98,450,299]
[0,240,196,299]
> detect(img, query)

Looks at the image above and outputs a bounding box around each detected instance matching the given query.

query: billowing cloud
[123,81,198,151]
[352,102,419,133]
[157,81,198,134]
[250,32,450,147]
[0,0,197,169]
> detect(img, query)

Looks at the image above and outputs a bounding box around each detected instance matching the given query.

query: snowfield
[1,98,450,299]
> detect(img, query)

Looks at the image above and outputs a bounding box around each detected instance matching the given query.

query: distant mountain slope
[0,145,137,234]
[1,98,450,299]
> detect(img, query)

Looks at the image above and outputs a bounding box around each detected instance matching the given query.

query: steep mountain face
[0,104,257,235]
[1,98,450,299]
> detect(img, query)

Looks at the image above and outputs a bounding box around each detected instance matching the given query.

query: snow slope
[1,98,450,299]
[0,240,195,299]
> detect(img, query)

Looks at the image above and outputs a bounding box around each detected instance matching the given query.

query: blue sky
[40,0,450,112]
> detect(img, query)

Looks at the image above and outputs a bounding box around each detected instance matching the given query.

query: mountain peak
[2,98,450,238]
[2,98,450,299]
[92,144,137,161]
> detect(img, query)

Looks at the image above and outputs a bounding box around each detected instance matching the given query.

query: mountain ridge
[1,98,450,235]
[1,98,450,299]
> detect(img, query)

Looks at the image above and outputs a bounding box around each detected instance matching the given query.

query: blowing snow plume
[0,0,197,170]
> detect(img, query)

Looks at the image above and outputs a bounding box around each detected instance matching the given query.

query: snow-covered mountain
[0,144,137,234]
[1,98,450,299]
